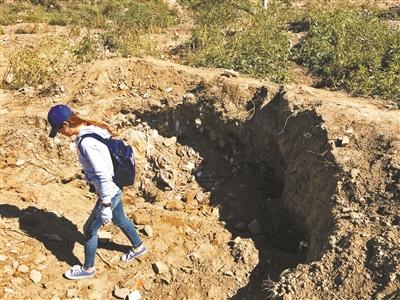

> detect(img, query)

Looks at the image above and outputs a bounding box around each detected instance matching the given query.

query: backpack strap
[77,133,109,156]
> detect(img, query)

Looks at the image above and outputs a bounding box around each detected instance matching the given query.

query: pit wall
[148,83,338,261]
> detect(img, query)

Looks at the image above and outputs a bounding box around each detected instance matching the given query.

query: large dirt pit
[1,58,399,300]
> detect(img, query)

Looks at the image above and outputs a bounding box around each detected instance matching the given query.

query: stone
[248,219,261,235]
[130,211,151,225]
[118,82,129,90]
[18,264,29,273]
[143,225,154,237]
[163,136,177,147]
[341,136,350,146]
[159,170,175,190]
[12,261,19,269]
[345,127,354,135]
[165,200,183,211]
[0,254,6,262]
[66,288,79,298]
[165,87,173,93]
[184,199,198,211]
[223,270,233,276]
[16,159,25,166]
[208,285,222,299]
[113,286,130,299]
[183,93,196,100]
[152,261,169,274]
[4,287,14,294]
[98,231,112,244]
[221,69,239,77]
[29,270,42,283]
[10,277,25,286]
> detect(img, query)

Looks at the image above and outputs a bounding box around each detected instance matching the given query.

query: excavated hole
[132,94,323,297]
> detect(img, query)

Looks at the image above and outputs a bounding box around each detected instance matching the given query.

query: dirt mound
[0,57,399,300]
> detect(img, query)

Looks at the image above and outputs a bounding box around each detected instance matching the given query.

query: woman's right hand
[101,206,113,224]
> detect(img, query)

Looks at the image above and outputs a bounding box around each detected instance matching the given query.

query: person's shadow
[0,204,130,267]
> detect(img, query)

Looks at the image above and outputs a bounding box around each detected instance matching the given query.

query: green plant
[185,0,292,83]
[2,38,69,90]
[72,32,99,63]
[295,6,400,100]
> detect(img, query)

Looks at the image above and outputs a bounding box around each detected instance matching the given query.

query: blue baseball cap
[47,104,73,138]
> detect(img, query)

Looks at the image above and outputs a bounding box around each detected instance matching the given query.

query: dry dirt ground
[1,8,400,300]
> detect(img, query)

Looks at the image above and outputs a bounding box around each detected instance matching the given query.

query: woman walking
[47,104,147,280]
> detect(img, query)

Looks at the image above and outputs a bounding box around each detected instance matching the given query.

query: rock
[118,82,129,90]
[18,264,29,273]
[163,136,177,147]
[165,199,183,211]
[345,127,354,135]
[66,288,79,298]
[208,285,222,299]
[337,136,350,147]
[0,254,6,262]
[211,207,220,218]
[12,261,19,269]
[165,87,173,93]
[98,231,112,244]
[130,211,151,225]
[4,287,14,294]
[143,225,154,237]
[16,159,25,166]
[221,69,239,77]
[158,170,175,190]
[143,279,153,291]
[248,219,261,235]
[184,199,198,211]
[152,261,169,274]
[183,93,195,101]
[10,277,25,287]
[29,270,42,283]
[113,286,130,299]
[126,290,142,300]
[223,271,233,276]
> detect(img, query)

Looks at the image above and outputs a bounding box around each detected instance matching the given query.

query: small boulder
[29,270,42,283]
[152,261,168,274]
[143,225,154,237]
[113,286,130,299]
[17,264,29,273]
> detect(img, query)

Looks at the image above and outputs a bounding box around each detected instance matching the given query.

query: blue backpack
[78,133,135,189]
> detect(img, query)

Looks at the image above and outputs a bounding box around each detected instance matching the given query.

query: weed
[295,6,400,100]
[185,0,292,83]
[72,32,100,63]
[2,38,69,90]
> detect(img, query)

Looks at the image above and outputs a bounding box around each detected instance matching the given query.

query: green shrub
[72,32,100,63]
[184,0,292,83]
[295,6,400,100]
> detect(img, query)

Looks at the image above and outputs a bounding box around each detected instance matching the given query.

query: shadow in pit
[136,89,308,299]
[0,204,131,267]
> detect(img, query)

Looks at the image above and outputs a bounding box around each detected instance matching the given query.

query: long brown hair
[67,113,114,135]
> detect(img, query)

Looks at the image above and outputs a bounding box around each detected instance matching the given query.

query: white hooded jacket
[76,125,120,203]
